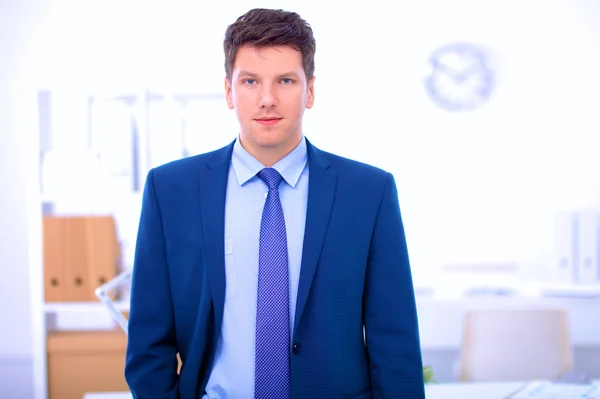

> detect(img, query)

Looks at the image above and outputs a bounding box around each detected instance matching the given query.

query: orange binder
[43,216,67,302]
[87,216,121,300]
[43,215,121,302]
[64,217,92,301]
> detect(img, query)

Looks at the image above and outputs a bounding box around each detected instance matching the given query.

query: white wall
[35,0,600,285]
[0,0,38,355]
[0,0,44,395]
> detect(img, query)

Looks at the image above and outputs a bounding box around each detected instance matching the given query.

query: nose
[258,84,276,108]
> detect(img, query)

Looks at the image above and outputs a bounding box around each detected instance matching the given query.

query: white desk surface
[426,381,524,398]
[83,393,131,399]
[82,381,526,399]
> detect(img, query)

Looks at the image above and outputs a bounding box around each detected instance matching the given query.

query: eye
[281,78,294,84]
[243,79,257,85]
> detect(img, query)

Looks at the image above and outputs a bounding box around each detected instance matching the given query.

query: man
[125,8,425,399]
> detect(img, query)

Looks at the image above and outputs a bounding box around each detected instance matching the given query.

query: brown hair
[223,8,316,81]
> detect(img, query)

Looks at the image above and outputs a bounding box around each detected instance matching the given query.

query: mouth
[255,117,282,126]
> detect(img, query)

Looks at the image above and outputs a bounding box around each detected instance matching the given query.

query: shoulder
[151,142,233,182]
[308,141,392,186]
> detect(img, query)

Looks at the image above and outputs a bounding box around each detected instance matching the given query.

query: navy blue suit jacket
[125,139,425,398]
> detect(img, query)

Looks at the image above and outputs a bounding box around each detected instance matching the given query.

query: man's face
[225,45,315,162]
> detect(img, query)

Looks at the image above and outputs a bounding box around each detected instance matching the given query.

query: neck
[240,136,302,167]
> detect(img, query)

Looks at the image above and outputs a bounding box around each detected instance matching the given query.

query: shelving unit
[32,87,231,399]
[44,301,130,314]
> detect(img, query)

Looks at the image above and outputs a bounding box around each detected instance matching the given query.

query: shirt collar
[231,136,308,188]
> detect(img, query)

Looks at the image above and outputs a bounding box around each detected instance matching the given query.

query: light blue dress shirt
[203,137,309,399]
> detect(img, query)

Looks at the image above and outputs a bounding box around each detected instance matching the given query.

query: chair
[459,308,573,382]
[95,268,132,334]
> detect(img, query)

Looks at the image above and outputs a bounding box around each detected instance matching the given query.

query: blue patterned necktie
[254,168,291,399]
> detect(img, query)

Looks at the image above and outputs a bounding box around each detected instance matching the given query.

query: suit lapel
[294,140,336,334]
[198,139,335,337]
[198,141,235,333]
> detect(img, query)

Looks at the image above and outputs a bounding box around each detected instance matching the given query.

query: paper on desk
[507,380,599,399]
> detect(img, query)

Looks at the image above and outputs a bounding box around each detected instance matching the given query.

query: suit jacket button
[292,342,300,354]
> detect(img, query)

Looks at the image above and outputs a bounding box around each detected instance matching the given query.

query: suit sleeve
[364,172,425,398]
[125,169,180,399]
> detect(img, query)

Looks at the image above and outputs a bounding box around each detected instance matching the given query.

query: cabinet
[47,330,129,399]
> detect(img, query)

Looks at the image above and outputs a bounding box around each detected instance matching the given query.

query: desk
[83,393,131,399]
[84,381,599,399]
[82,382,524,399]
[426,381,523,398]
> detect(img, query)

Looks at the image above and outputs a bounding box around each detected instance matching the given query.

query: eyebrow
[237,71,259,78]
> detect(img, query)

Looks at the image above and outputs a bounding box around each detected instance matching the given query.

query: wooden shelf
[44,301,130,313]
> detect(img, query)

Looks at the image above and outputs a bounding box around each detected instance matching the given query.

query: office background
[1,0,599,398]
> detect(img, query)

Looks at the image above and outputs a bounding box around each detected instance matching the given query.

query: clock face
[425,43,494,112]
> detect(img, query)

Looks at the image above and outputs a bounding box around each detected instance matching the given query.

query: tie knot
[257,168,283,190]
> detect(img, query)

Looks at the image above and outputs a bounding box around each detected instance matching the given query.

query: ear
[305,75,316,109]
[224,77,234,109]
